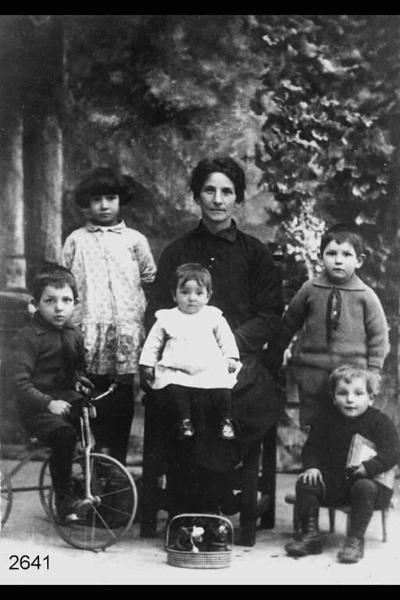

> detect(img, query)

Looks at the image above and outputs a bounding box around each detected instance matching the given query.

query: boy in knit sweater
[276,223,389,427]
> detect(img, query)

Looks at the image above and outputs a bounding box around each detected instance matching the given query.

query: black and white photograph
[0,14,400,585]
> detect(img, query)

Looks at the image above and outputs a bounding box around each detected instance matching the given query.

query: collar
[312,272,367,291]
[192,219,238,243]
[85,219,126,234]
[337,405,372,422]
[31,312,75,336]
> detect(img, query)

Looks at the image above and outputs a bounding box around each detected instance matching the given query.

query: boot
[285,516,323,557]
[337,536,364,563]
[56,493,88,524]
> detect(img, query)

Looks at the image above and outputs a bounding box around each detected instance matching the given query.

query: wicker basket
[165,513,233,569]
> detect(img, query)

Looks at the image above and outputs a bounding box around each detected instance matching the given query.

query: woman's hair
[32,265,78,302]
[74,167,132,208]
[189,156,246,204]
[320,222,364,256]
[328,364,378,398]
[172,263,212,295]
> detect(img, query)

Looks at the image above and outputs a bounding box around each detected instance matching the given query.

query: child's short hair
[320,222,364,256]
[74,167,132,208]
[32,265,78,302]
[172,263,212,295]
[328,364,378,398]
[189,156,246,204]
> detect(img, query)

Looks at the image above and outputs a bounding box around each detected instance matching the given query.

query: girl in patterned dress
[62,167,156,464]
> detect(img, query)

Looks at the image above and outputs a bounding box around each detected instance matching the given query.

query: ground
[1,457,400,586]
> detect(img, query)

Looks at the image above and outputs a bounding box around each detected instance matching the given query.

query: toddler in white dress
[140,263,241,440]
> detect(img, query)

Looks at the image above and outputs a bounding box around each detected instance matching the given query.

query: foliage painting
[1,14,399,431]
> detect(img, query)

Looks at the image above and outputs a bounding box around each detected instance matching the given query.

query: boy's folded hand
[299,468,323,487]
[48,399,72,416]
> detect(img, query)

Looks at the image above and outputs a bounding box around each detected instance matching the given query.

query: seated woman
[140,156,283,544]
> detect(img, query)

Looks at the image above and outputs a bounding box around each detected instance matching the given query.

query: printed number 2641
[9,555,49,570]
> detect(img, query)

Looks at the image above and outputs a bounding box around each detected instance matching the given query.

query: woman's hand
[226,358,240,373]
[299,468,323,487]
[139,365,154,393]
[139,365,154,383]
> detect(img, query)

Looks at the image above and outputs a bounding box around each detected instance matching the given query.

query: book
[346,433,395,490]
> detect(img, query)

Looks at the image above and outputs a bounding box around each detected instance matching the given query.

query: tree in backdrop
[251,14,400,424]
[1,14,400,449]
[252,15,399,299]
[61,14,270,249]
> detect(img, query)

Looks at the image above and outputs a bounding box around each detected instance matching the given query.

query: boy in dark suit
[7,266,93,523]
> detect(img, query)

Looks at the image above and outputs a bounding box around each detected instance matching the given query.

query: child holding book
[285,364,400,563]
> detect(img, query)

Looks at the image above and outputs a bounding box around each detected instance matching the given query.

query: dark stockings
[47,425,77,499]
[90,374,135,465]
[296,476,379,538]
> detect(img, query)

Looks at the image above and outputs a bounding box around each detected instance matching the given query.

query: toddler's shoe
[337,536,364,563]
[178,418,195,440]
[219,418,236,440]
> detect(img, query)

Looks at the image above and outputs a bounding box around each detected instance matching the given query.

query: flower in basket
[174,526,205,553]
[204,522,230,551]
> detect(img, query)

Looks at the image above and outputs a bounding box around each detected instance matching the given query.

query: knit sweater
[302,406,400,484]
[279,272,390,372]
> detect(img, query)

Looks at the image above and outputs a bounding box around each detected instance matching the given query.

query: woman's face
[196,172,237,233]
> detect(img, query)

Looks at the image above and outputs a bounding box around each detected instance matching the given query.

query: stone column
[41,114,63,265]
[0,112,26,290]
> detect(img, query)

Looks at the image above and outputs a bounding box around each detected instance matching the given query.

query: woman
[141,156,283,544]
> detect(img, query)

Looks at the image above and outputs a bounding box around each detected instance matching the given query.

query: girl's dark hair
[189,156,246,204]
[328,364,378,398]
[32,265,78,302]
[74,167,132,208]
[320,223,364,256]
[172,263,212,295]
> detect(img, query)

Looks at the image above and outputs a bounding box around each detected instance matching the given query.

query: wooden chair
[139,394,277,546]
[284,493,389,542]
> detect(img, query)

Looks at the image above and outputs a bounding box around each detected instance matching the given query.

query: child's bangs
[178,274,207,290]
[88,183,119,198]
